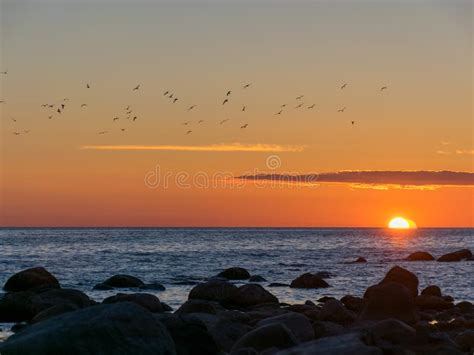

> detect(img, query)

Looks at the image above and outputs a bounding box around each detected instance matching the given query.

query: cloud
[436,150,450,155]
[79,143,305,153]
[455,149,474,155]
[238,170,474,187]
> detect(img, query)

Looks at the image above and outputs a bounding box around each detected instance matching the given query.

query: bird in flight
[351,121,355,125]
[13,132,20,135]
[169,93,173,99]
[380,86,388,91]
[126,110,132,115]
[57,108,61,113]
[133,85,140,91]
[98,131,108,135]
[163,91,169,96]
[11,118,17,122]
[48,115,53,119]
[242,106,246,112]
[222,99,229,105]
[295,103,304,109]
[173,98,178,103]
[307,104,316,109]
[241,124,248,129]
[182,121,190,126]
[1,70,7,75]
[281,104,287,108]
[23,130,30,134]
[226,90,232,96]
[63,98,69,101]
[81,104,88,108]
[0,100,5,104]
[275,110,283,115]
[41,104,48,107]
[132,116,138,121]
[220,119,229,124]
[338,107,346,112]
[86,83,90,89]
[125,105,130,111]
[341,83,348,89]
[188,105,196,111]
[121,128,126,132]
[113,117,119,122]
[61,104,65,109]
[48,104,54,108]
[243,83,251,89]
[186,130,192,135]
[296,95,304,100]
[198,120,204,124]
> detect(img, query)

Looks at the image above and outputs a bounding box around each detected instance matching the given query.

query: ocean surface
[1,228,473,338]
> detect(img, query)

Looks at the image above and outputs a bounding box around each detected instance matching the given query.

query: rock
[156,313,219,355]
[365,266,418,298]
[365,318,416,344]
[0,302,176,355]
[360,282,418,324]
[189,280,239,305]
[456,301,473,311]
[317,296,336,303]
[3,267,60,292]
[438,249,472,262]
[311,320,345,338]
[103,293,164,313]
[274,332,382,355]
[248,275,266,282]
[175,299,224,315]
[406,251,435,261]
[230,284,279,307]
[0,292,35,322]
[217,267,251,280]
[257,312,315,342]
[268,283,289,288]
[101,274,145,288]
[421,285,442,297]
[230,323,298,354]
[319,300,355,324]
[31,303,79,324]
[139,283,166,291]
[455,330,474,351]
[416,295,454,311]
[92,283,114,291]
[208,318,252,352]
[341,295,367,313]
[290,273,330,289]
[30,288,91,314]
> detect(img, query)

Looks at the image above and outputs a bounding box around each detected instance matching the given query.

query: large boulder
[360,282,419,324]
[3,267,60,292]
[421,285,442,297]
[455,330,474,352]
[208,317,252,352]
[319,300,355,324]
[230,284,279,307]
[103,293,164,313]
[415,295,454,311]
[406,251,435,261]
[31,303,79,324]
[30,288,91,314]
[217,267,251,280]
[101,274,145,288]
[341,295,367,313]
[365,266,418,297]
[0,291,35,322]
[365,318,416,345]
[189,280,239,305]
[0,302,176,354]
[274,332,382,355]
[175,299,224,315]
[290,273,330,289]
[230,323,298,354]
[256,312,314,342]
[438,249,472,262]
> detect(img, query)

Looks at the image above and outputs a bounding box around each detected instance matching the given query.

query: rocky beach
[0,248,473,354]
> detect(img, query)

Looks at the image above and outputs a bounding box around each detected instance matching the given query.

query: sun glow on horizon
[388,217,417,229]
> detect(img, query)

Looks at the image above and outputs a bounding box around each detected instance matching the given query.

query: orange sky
[1,0,473,227]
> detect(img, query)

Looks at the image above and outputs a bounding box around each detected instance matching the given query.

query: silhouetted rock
[365,266,418,297]
[0,302,176,354]
[341,295,367,313]
[438,249,472,262]
[208,317,252,352]
[455,330,474,352]
[290,273,330,289]
[217,267,251,280]
[416,295,454,311]
[456,301,473,311]
[175,299,224,315]
[92,283,114,291]
[230,323,298,354]
[365,318,416,345]
[189,280,239,304]
[317,296,336,303]
[101,274,145,288]
[319,299,355,324]
[248,275,266,282]
[139,282,166,291]
[3,267,60,293]
[0,291,35,322]
[421,285,442,297]
[103,293,164,313]
[361,282,418,324]
[30,288,91,314]
[230,284,279,307]
[31,303,79,324]
[406,251,435,261]
[256,312,315,342]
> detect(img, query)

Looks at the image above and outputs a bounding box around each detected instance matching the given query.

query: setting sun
[388,217,417,229]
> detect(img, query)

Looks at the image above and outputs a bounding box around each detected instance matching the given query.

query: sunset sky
[1,0,473,227]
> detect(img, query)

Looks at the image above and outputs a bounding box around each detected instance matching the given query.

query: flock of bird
[1,69,389,136]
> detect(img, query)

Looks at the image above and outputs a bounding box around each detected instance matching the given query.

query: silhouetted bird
[133,85,140,91]
[275,110,283,115]
[307,104,315,109]
[243,83,251,89]
[164,91,169,96]
[132,116,138,121]
[295,103,304,109]
[48,116,53,119]
[23,130,30,134]
[98,131,108,135]
[13,132,20,135]
[338,107,346,112]
[48,105,54,108]
[61,104,65,109]
[169,94,173,99]
[113,117,119,121]
[121,128,126,132]
[125,105,130,111]
[281,104,287,108]
[1,70,7,75]
[341,83,348,89]
[173,98,178,103]
[182,121,189,125]
[86,83,90,88]
[186,130,192,135]
[188,105,196,111]
[296,95,304,100]
[57,109,61,113]
[41,104,48,107]
[380,86,388,91]
[0,100,5,104]
[226,90,231,96]
[222,99,229,105]
[63,98,69,101]
[241,124,248,129]
[81,104,87,108]
[220,119,229,124]
[351,121,355,125]
[242,106,246,112]
[11,118,17,122]
[198,120,204,123]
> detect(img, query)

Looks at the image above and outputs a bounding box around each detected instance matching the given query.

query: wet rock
[3,267,60,293]
[311,320,345,338]
[290,273,330,289]
[341,295,367,313]
[319,299,355,324]
[230,323,298,354]
[416,295,454,311]
[92,283,114,291]
[208,318,252,352]
[175,299,224,315]
[139,282,166,291]
[274,332,382,355]
[438,249,472,262]
[365,318,416,344]
[365,266,418,297]
[156,313,219,355]
[103,293,164,313]
[268,283,289,288]
[256,312,315,342]
[248,275,266,283]
[31,303,79,324]
[0,302,176,355]
[217,267,251,280]
[455,330,474,352]
[421,285,442,297]
[230,284,279,307]
[361,282,418,324]
[456,301,473,311]
[101,274,145,288]
[188,280,239,305]
[30,288,91,314]
[317,296,336,303]
[406,251,435,261]
[0,292,35,322]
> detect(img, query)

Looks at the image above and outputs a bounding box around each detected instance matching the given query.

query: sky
[1,0,473,227]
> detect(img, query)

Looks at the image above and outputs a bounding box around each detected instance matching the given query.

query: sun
[388,217,417,229]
